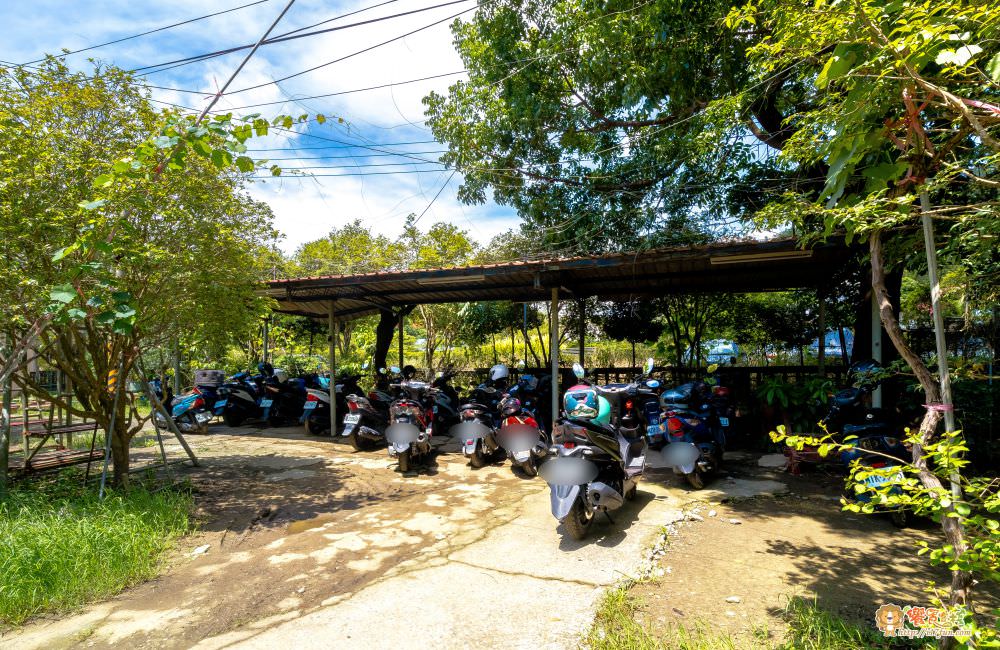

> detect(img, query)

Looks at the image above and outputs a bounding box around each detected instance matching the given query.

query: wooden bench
[9,448,104,474]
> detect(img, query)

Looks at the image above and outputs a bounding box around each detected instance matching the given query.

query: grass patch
[585,587,931,650]
[0,475,192,627]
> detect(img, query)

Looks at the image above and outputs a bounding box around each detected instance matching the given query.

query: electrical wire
[17,0,273,66]
[228,4,478,95]
[134,0,474,77]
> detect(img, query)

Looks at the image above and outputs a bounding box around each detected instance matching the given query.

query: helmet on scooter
[520,374,538,391]
[500,396,522,417]
[402,365,417,379]
[563,385,612,426]
[273,369,289,383]
[489,363,509,382]
[258,361,274,376]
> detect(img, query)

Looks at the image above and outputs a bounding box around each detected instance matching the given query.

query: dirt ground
[2,426,994,649]
[632,456,1000,646]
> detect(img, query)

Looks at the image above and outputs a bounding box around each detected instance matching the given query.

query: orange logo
[876,604,905,636]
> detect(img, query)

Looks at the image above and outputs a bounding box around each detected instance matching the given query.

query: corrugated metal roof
[263,237,860,322]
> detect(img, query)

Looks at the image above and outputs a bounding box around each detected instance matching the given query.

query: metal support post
[550,288,560,428]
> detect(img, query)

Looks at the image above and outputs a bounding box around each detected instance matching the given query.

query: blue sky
[0,0,520,253]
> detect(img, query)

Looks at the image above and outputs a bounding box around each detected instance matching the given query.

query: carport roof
[263,236,860,322]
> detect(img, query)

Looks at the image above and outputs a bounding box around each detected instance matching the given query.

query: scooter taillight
[194,397,205,409]
[668,417,684,435]
[871,461,888,468]
[462,409,476,419]
[563,442,576,449]
[348,401,360,412]
[625,399,634,411]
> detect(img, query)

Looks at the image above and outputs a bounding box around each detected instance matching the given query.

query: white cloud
[2,0,521,252]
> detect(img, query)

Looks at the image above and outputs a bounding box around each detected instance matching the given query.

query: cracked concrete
[3,427,777,650]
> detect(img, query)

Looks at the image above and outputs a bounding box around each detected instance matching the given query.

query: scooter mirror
[516,359,526,371]
[572,362,585,379]
[644,357,655,374]
[390,366,401,374]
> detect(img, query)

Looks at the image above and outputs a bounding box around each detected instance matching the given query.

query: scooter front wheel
[304,417,329,437]
[469,444,489,469]
[686,470,706,490]
[222,410,244,427]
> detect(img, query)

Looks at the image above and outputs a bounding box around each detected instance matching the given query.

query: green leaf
[153,135,176,149]
[191,139,213,158]
[211,149,233,169]
[92,173,114,189]
[270,164,282,177]
[235,156,255,173]
[112,291,131,304]
[316,113,326,124]
[66,307,87,319]
[52,245,76,262]
[49,284,77,304]
[78,199,107,211]
[954,502,972,516]
[816,48,857,89]
[986,52,1000,83]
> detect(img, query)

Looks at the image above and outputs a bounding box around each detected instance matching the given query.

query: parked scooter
[154,388,213,434]
[454,363,508,468]
[303,372,363,435]
[824,360,911,527]
[659,380,725,489]
[496,394,548,477]
[385,366,437,473]
[340,369,392,451]
[215,369,265,427]
[541,361,649,541]
[259,367,308,426]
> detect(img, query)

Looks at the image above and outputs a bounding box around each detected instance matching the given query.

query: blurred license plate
[865,471,904,487]
[719,417,729,427]
[214,399,227,408]
[303,401,317,410]
[344,414,361,424]
[647,424,664,435]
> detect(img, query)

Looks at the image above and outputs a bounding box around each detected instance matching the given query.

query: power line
[277,160,445,170]
[247,140,440,151]
[19,0,273,66]
[258,149,447,160]
[134,0,473,78]
[197,0,297,122]
[252,168,452,177]
[412,170,457,225]
[198,71,467,113]
[228,4,478,95]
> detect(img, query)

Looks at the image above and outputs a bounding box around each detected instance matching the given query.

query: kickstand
[603,511,615,525]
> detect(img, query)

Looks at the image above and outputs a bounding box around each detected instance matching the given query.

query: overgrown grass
[586,587,932,650]
[0,476,192,627]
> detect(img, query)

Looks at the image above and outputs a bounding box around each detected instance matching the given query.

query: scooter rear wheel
[563,497,594,541]
[518,460,538,478]
[222,410,244,427]
[686,470,706,490]
[398,449,412,473]
[469,445,489,469]
[348,430,365,451]
[304,417,329,437]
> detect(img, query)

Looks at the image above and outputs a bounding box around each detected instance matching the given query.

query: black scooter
[541,361,649,541]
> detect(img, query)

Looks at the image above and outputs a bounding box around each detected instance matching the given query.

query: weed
[0,475,192,627]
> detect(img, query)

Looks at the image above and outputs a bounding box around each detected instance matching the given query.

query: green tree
[0,60,281,486]
[598,300,664,367]
[733,0,1000,638]
[423,0,813,253]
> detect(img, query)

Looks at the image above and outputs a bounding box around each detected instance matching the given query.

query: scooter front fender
[549,484,582,521]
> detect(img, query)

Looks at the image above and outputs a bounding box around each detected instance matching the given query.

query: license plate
[214,399,227,408]
[865,471,904,487]
[465,439,476,446]
[195,412,212,423]
[647,424,663,435]
[303,401,317,410]
[719,417,729,427]
[259,399,273,408]
[344,414,360,424]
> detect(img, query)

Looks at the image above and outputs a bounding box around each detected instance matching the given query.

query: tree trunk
[631,340,636,368]
[373,307,412,371]
[838,326,849,368]
[871,232,973,620]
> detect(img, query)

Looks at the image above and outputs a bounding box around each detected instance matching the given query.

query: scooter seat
[460,402,492,412]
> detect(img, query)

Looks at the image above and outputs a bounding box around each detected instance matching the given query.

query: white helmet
[274,369,289,383]
[489,363,509,382]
